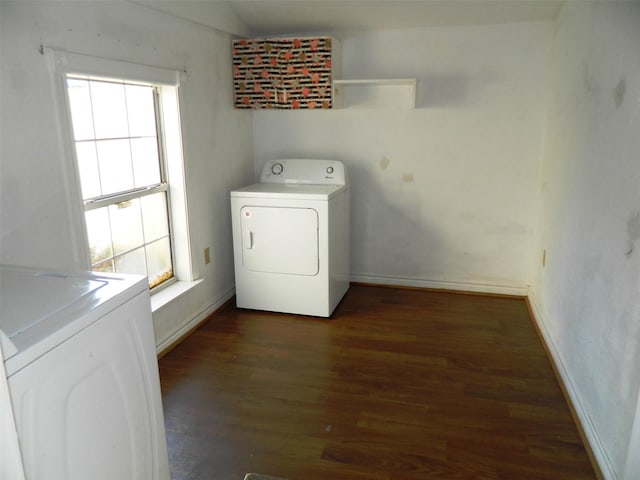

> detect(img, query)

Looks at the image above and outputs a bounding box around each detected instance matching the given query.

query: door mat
[244,474,287,480]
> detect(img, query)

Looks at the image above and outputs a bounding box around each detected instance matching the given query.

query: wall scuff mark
[626,212,640,257]
[402,173,415,183]
[614,78,626,108]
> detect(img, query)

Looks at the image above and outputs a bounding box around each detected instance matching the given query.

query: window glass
[96,139,135,195]
[93,259,115,274]
[145,238,173,288]
[109,199,144,256]
[75,141,101,199]
[91,81,128,139]
[66,79,95,141]
[131,138,161,187]
[125,84,157,137]
[115,247,147,277]
[141,193,169,242]
[85,208,113,265]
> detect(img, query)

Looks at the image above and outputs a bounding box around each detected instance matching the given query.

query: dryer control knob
[271,162,284,175]
[326,166,334,174]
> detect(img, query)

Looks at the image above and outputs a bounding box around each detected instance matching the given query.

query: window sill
[150,278,203,313]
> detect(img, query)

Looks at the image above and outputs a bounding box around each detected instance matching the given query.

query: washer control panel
[260,159,347,185]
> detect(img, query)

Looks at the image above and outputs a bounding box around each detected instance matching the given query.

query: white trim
[624,387,640,479]
[162,85,196,282]
[45,47,183,86]
[150,279,203,312]
[527,292,616,480]
[349,273,529,296]
[45,50,92,269]
[155,287,235,356]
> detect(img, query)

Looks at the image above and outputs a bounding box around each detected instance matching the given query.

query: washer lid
[1,271,106,340]
[0,266,146,369]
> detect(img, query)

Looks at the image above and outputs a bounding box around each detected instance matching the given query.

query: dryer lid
[231,182,348,200]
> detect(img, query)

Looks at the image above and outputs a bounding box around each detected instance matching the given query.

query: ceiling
[226,0,564,36]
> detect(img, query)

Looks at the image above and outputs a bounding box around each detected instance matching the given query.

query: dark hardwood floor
[159,285,596,480]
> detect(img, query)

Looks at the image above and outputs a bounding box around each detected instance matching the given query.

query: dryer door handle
[244,230,254,250]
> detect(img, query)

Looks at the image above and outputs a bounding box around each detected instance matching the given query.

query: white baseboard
[527,292,616,480]
[350,273,529,297]
[156,287,235,356]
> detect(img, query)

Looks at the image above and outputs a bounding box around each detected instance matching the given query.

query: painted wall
[133,0,251,37]
[252,22,553,294]
[0,1,255,346]
[530,1,640,478]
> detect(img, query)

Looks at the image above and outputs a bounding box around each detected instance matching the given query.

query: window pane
[96,139,134,195]
[66,79,95,141]
[67,76,176,289]
[131,138,161,187]
[146,237,173,288]
[91,81,128,139]
[125,84,157,137]
[75,141,101,199]
[85,208,113,266]
[141,193,169,242]
[93,259,115,274]
[109,198,144,256]
[114,247,147,277]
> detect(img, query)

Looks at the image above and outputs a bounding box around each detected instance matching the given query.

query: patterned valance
[232,37,334,109]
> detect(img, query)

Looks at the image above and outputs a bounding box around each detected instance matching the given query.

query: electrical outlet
[204,247,210,265]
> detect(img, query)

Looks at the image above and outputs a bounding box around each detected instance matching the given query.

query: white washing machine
[231,159,350,317]
[0,265,170,480]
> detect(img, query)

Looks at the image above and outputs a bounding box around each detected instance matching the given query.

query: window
[66,77,173,289]
[48,48,193,293]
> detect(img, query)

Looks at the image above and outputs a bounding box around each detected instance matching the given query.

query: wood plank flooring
[159,285,596,480]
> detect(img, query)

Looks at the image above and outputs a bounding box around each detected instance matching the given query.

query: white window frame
[46,48,197,294]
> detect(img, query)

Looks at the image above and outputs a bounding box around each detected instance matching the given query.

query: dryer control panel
[260,159,347,185]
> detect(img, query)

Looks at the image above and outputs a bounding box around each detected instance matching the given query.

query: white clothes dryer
[231,159,350,317]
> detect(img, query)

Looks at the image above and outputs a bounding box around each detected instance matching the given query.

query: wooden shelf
[332,78,417,109]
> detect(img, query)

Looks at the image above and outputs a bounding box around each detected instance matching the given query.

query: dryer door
[240,206,319,275]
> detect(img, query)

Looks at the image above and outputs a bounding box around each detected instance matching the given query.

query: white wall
[253,22,553,294]
[0,1,255,346]
[531,1,640,478]
[133,0,251,37]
